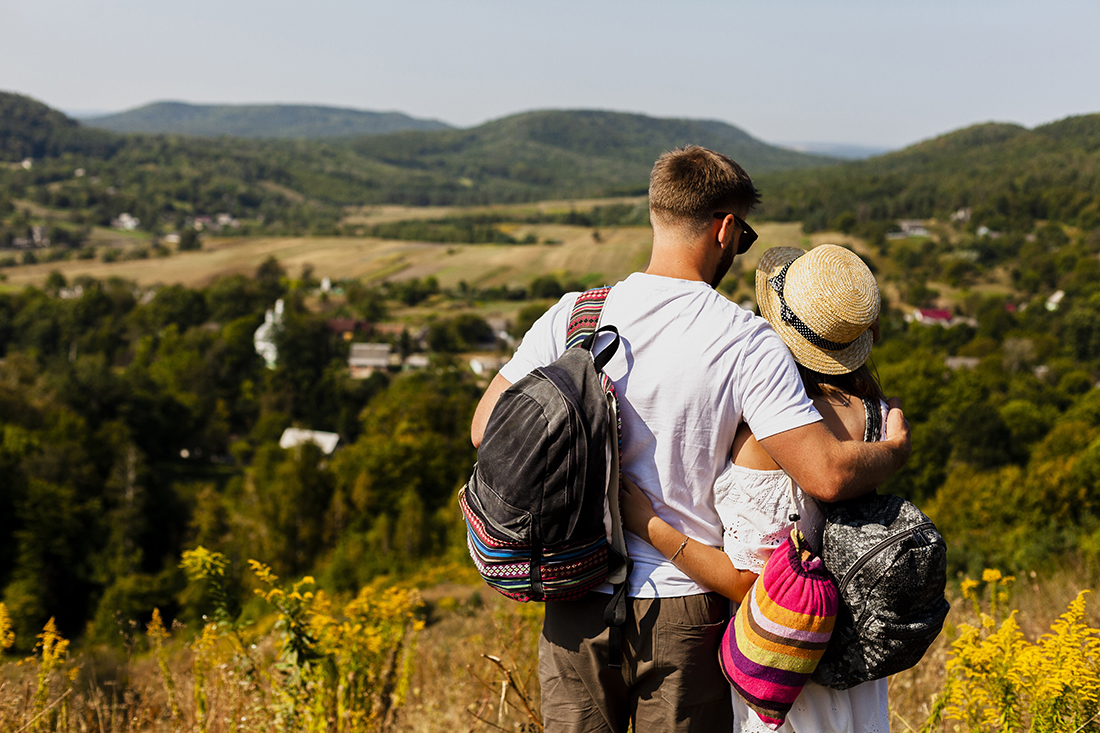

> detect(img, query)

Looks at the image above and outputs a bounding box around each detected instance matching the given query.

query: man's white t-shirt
[498,272,820,598]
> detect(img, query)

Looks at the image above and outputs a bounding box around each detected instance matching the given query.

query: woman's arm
[620,477,758,603]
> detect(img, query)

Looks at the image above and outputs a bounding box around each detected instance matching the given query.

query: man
[470,146,911,732]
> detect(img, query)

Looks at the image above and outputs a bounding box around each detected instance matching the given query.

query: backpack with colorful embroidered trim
[460,287,629,610]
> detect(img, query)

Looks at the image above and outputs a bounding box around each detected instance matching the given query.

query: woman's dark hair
[797,362,885,402]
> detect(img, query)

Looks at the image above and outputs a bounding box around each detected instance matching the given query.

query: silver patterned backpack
[811,397,950,690]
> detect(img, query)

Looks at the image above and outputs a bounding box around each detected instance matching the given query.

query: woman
[621,244,891,733]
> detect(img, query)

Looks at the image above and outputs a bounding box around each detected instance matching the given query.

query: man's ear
[715,214,737,250]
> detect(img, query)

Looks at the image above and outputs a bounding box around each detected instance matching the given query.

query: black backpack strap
[862,397,883,443]
[566,288,632,669]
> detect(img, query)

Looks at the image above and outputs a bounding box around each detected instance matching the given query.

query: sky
[2,0,1098,149]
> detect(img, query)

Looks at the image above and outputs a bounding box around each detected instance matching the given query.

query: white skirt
[732,678,890,733]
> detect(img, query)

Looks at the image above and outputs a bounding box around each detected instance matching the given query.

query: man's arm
[757,401,911,502]
[471,372,512,448]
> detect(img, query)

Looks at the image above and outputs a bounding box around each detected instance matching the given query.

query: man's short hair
[649,146,761,233]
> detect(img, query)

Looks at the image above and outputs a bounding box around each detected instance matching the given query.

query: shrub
[923,570,1100,732]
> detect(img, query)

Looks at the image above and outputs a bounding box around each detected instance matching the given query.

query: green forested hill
[81,101,453,138]
[757,115,1100,231]
[0,93,123,160]
[0,93,839,232]
[342,109,835,202]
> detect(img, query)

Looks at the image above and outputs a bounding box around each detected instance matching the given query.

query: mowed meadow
[0,202,833,293]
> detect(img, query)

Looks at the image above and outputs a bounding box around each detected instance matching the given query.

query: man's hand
[758,396,913,502]
[884,397,912,463]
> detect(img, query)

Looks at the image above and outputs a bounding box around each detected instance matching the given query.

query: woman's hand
[620,475,759,603]
[620,475,660,543]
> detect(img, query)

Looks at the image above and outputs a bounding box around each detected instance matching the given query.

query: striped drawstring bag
[718,478,839,730]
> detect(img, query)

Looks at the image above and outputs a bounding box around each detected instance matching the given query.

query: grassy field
[342,195,651,225]
[0,194,905,329]
[0,214,846,295]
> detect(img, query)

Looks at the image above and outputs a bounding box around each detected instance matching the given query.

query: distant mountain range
[0,92,838,207]
[80,101,453,139]
[78,101,889,159]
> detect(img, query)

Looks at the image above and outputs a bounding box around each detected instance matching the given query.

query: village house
[912,308,953,326]
[279,428,340,455]
[327,318,370,341]
[469,355,505,377]
[111,213,140,231]
[253,299,285,369]
[905,308,979,328]
[897,220,929,237]
[945,356,981,370]
[348,342,394,378]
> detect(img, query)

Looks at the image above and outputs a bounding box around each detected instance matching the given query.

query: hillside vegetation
[0,92,835,232]
[757,115,1100,233]
[0,93,123,160]
[82,101,453,138]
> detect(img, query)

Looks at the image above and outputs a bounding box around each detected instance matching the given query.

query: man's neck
[646,231,710,283]
[643,263,707,282]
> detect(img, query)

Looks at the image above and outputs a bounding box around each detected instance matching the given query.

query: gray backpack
[459,287,632,664]
[811,398,950,689]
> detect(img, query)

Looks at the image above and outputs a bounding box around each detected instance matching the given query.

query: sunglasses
[713,212,758,254]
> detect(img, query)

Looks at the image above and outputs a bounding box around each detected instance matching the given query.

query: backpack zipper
[837,521,936,594]
[882,622,940,640]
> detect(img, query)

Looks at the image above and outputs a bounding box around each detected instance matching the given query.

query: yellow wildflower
[0,602,14,651]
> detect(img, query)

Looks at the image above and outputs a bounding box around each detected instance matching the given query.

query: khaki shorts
[539,591,732,733]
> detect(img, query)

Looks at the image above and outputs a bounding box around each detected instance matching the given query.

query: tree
[243,442,335,577]
[44,270,67,296]
[256,256,287,305]
[529,275,564,299]
[330,371,479,577]
[140,284,208,332]
[177,228,201,251]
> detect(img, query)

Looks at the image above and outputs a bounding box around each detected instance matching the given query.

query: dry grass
[0,585,543,733]
[396,591,544,732]
[341,197,649,227]
[4,565,1096,732]
[0,218,808,295]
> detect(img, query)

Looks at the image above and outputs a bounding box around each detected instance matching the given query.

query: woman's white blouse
[713,464,826,572]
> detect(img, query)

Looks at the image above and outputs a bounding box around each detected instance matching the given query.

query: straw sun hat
[756,244,880,375]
